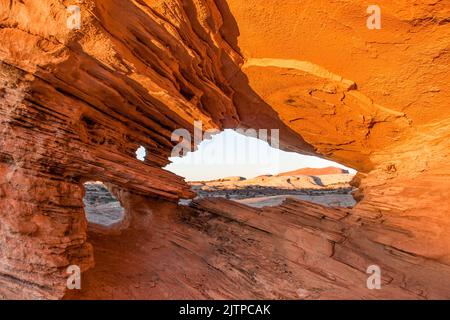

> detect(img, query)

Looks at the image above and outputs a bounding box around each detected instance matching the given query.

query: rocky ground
[83,182,125,233]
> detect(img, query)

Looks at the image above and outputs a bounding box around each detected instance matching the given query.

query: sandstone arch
[0,0,449,299]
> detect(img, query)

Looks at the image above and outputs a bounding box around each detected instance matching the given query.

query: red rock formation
[66,197,450,299]
[277,167,349,176]
[1,0,450,299]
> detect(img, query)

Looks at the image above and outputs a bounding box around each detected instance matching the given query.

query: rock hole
[136,146,146,161]
[83,181,125,229]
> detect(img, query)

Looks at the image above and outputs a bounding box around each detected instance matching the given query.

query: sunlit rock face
[1,0,450,299]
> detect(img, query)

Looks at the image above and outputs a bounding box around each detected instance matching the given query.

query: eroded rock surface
[66,197,450,299]
[1,0,449,299]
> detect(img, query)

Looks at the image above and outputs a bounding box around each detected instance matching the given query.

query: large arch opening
[165,129,358,208]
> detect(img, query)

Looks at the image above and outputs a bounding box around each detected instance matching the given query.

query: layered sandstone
[1,0,450,299]
[66,196,450,299]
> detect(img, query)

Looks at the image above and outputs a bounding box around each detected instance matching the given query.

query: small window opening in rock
[165,129,358,208]
[83,181,125,228]
[136,146,146,161]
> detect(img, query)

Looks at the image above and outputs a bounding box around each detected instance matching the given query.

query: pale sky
[146,129,355,181]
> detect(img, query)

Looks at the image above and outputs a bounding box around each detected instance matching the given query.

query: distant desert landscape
[84,166,356,230]
[190,166,356,208]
